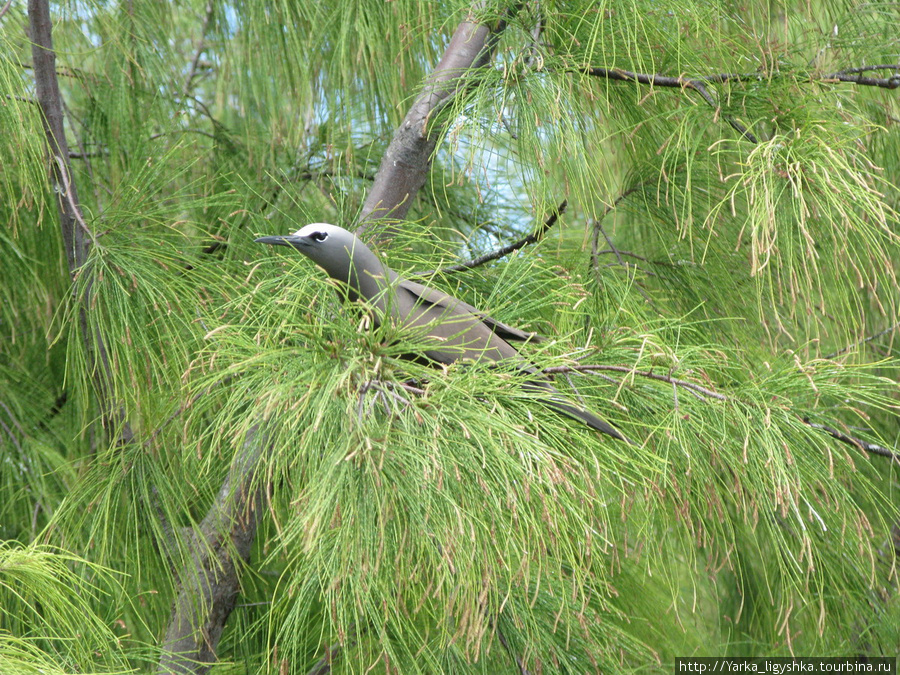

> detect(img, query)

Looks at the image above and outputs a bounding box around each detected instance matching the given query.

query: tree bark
[28,5,263,671]
[28,0,87,272]
[355,3,516,242]
[157,428,266,675]
[28,0,133,443]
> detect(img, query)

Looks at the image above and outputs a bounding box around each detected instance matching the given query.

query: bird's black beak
[254,234,306,248]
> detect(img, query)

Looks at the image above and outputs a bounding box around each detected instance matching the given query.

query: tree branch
[823,65,900,89]
[583,64,900,91]
[589,185,642,275]
[355,3,519,241]
[581,67,757,142]
[28,0,88,272]
[413,200,567,277]
[580,64,900,142]
[181,0,214,99]
[824,320,900,359]
[157,427,267,675]
[544,363,900,461]
[803,420,900,463]
[543,363,730,401]
[29,0,134,443]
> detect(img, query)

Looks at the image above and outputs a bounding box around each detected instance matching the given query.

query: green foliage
[2,0,900,672]
[0,542,130,674]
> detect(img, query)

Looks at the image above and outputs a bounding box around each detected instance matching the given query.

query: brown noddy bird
[256,223,627,441]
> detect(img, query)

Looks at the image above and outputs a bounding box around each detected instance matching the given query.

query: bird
[255,223,627,441]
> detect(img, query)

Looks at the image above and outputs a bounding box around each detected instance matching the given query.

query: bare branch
[804,421,900,463]
[356,4,519,241]
[157,427,266,675]
[413,200,567,277]
[496,622,531,675]
[546,363,900,461]
[589,186,640,275]
[822,66,900,89]
[824,320,900,359]
[29,0,134,443]
[181,0,215,99]
[581,67,757,142]
[543,363,730,401]
[580,64,900,141]
[29,0,88,271]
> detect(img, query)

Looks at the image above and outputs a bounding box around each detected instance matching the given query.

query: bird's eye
[310,231,328,242]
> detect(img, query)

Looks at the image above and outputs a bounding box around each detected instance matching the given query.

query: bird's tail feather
[524,380,631,443]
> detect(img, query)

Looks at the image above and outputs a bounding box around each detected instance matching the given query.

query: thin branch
[592,215,657,299]
[143,377,234,449]
[0,0,13,21]
[304,624,360,675]
[150,128,219,142]
[581,63,900,143]
[53,156,96,241]
[546,363,900,461]
[61,98,100,206]
[543,363,730,401]
[589,186,641,275]
[394,381,427,397]
[584,64,900,90]
[4,94,37,104]
[181,0,215,99]
[0,400,26,437]
[29,0,88,271]
[595,220,625,268]
[413,200,567,277]
[496,622,531,675]
[0,416,22,452]
[581,67,757,142]
[804,421,900,463]
[822,66,900,89]
[824,320,900,359]
[594,248,655,263]
[30,0,134,444]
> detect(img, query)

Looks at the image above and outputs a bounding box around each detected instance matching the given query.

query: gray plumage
[256,223,626,441]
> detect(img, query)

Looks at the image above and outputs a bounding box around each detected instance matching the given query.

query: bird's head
[255,223,393,301]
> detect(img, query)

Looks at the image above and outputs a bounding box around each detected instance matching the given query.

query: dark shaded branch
[581,63,900,141]
[157,427,267,675]
[544,363,729,401]
[181,0,215,99]
[546,363,900,461]
[803,421,900,463]
[824,320,900,359]
[150,128,219,142]
[496,621,531,675]
[585,64,900,91]
[356,3,519,241]
[29,0,133,443]
[581,67,757,142]
[823,66,900,89]
[589,186,641,275]
[29,0,87,271]
[413,200,567,277]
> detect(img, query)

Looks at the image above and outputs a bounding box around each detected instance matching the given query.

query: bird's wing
[394,279,627,441]
[392,278,522,364]
[398,278,544,344]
